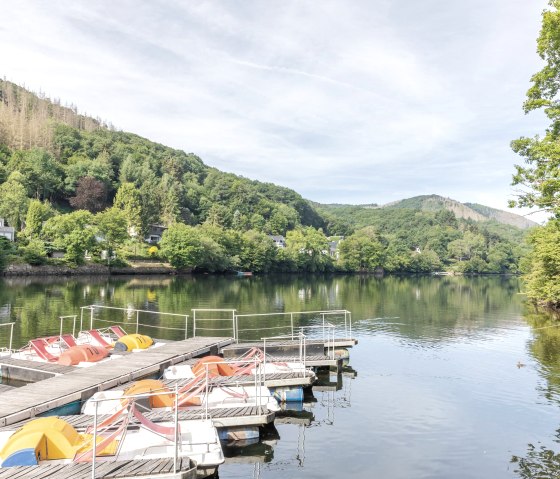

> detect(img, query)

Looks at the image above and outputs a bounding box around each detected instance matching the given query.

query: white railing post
[205,364,209,420]
[290,313,294,339]
[90,306,94,331]
[91,399,98,479]
[9,322,13,352]
[263,338,267,374]
[193,310,197,338]
[136,310,140,334]
[174,384,179,473]
[184,315,188,340]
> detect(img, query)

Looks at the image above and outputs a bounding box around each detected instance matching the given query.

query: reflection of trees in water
[511,429,560,478]
[512,308,560,477]
[525,307,560,404]
[0,274,524,348]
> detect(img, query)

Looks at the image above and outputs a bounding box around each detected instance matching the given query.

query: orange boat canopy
[58,345,110,366]
[192,356,237,377]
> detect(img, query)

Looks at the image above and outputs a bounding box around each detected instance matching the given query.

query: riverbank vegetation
[510,1,560,310]
[0,80,531,275]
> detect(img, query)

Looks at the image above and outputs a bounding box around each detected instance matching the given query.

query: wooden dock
[220,341,344,370]
[0,337,233,427]
[0,458,197,479]
[0,405,275,433]
[0,356,77,382]
[165,359,317,387]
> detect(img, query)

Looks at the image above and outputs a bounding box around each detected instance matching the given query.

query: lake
[0,274,558,479]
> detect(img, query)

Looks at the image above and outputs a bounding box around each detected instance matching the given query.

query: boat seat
[28,339,58,362]
[60,334,78,348]
[85,330,112,349]
[109,325,127,338]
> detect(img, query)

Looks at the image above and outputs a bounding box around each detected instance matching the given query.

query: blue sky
[0,0,551,221]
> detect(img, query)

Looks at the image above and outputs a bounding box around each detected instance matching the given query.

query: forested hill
[0,80,532,274]
[383,195,536,229]
[0,79,325,233]
[319,195,535,230]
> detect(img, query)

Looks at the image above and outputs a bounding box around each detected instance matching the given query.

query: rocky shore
[2,261,177,276]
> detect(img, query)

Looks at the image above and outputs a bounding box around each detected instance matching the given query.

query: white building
[0,219,15,242]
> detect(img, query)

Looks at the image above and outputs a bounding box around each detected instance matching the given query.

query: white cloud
[0,0,552,217]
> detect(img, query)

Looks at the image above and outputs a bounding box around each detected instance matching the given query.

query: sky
[0,0,552,222]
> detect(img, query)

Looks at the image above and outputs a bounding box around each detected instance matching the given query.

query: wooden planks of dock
[0,337,234,426]
[0,405,275,433]
[0,458,197,479]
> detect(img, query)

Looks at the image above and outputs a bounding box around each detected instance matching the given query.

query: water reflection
[4,274,560,478]
[511,306,560,478]
[511,430,560,479]
[0,274,525,348]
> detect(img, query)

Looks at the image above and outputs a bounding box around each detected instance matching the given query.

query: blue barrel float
[269,386,304,403]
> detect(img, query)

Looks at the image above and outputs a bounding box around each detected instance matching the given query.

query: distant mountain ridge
[380,195,536,229]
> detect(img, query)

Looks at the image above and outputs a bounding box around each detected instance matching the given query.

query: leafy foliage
[509,2,560,308]
[0,80,533,275]
[69,176,107,212]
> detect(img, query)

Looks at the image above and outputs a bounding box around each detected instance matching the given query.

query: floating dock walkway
[220,339,348,371]
[0,405,275,433]
[0,337,233,426]
[0,458,197,479]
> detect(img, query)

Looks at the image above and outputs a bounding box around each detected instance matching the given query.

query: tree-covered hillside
[0,80,324,235]
[0,80,532,275]
[317,202,531,274]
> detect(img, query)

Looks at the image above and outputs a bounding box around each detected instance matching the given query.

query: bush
[20,239,48,265]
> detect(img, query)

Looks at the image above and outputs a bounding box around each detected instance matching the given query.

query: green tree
[19,238,47,265]
[509,2,560,215]
[286,227,333,273]
[42,210,96,264]
[409,250,443,273]
[24,199,55,237]
[509,2,560,307]
[239,230,277,273]
[65,229,97,265]
[159,223,226,271]
[0,237,14,270]
[7,149,63,200]
[339,227,385,272]
[522,220,560,307]
[114,182,142,235]
[95,208,129,260]
[0,171,29,230]
[64,154,113,195]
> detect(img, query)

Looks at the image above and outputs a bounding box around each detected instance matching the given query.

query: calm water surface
[0,274,559,478]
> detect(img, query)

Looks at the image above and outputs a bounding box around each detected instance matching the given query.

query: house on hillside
[327,237,344,260]
[269,235,286,248]
[0,219,15,242]
[145,224,168,244]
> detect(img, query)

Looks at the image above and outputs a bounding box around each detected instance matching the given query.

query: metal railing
[0,322,15,353]
[201,357,264,410]
[88,385,182,478]
[59,315,77,337]
[298,323,336,359]
[80,305,189,339]
[234,309,352,343]
[262,331,307,377]
[192,309,237,340]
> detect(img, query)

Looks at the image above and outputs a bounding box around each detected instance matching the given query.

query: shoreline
[1,262,179,276]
